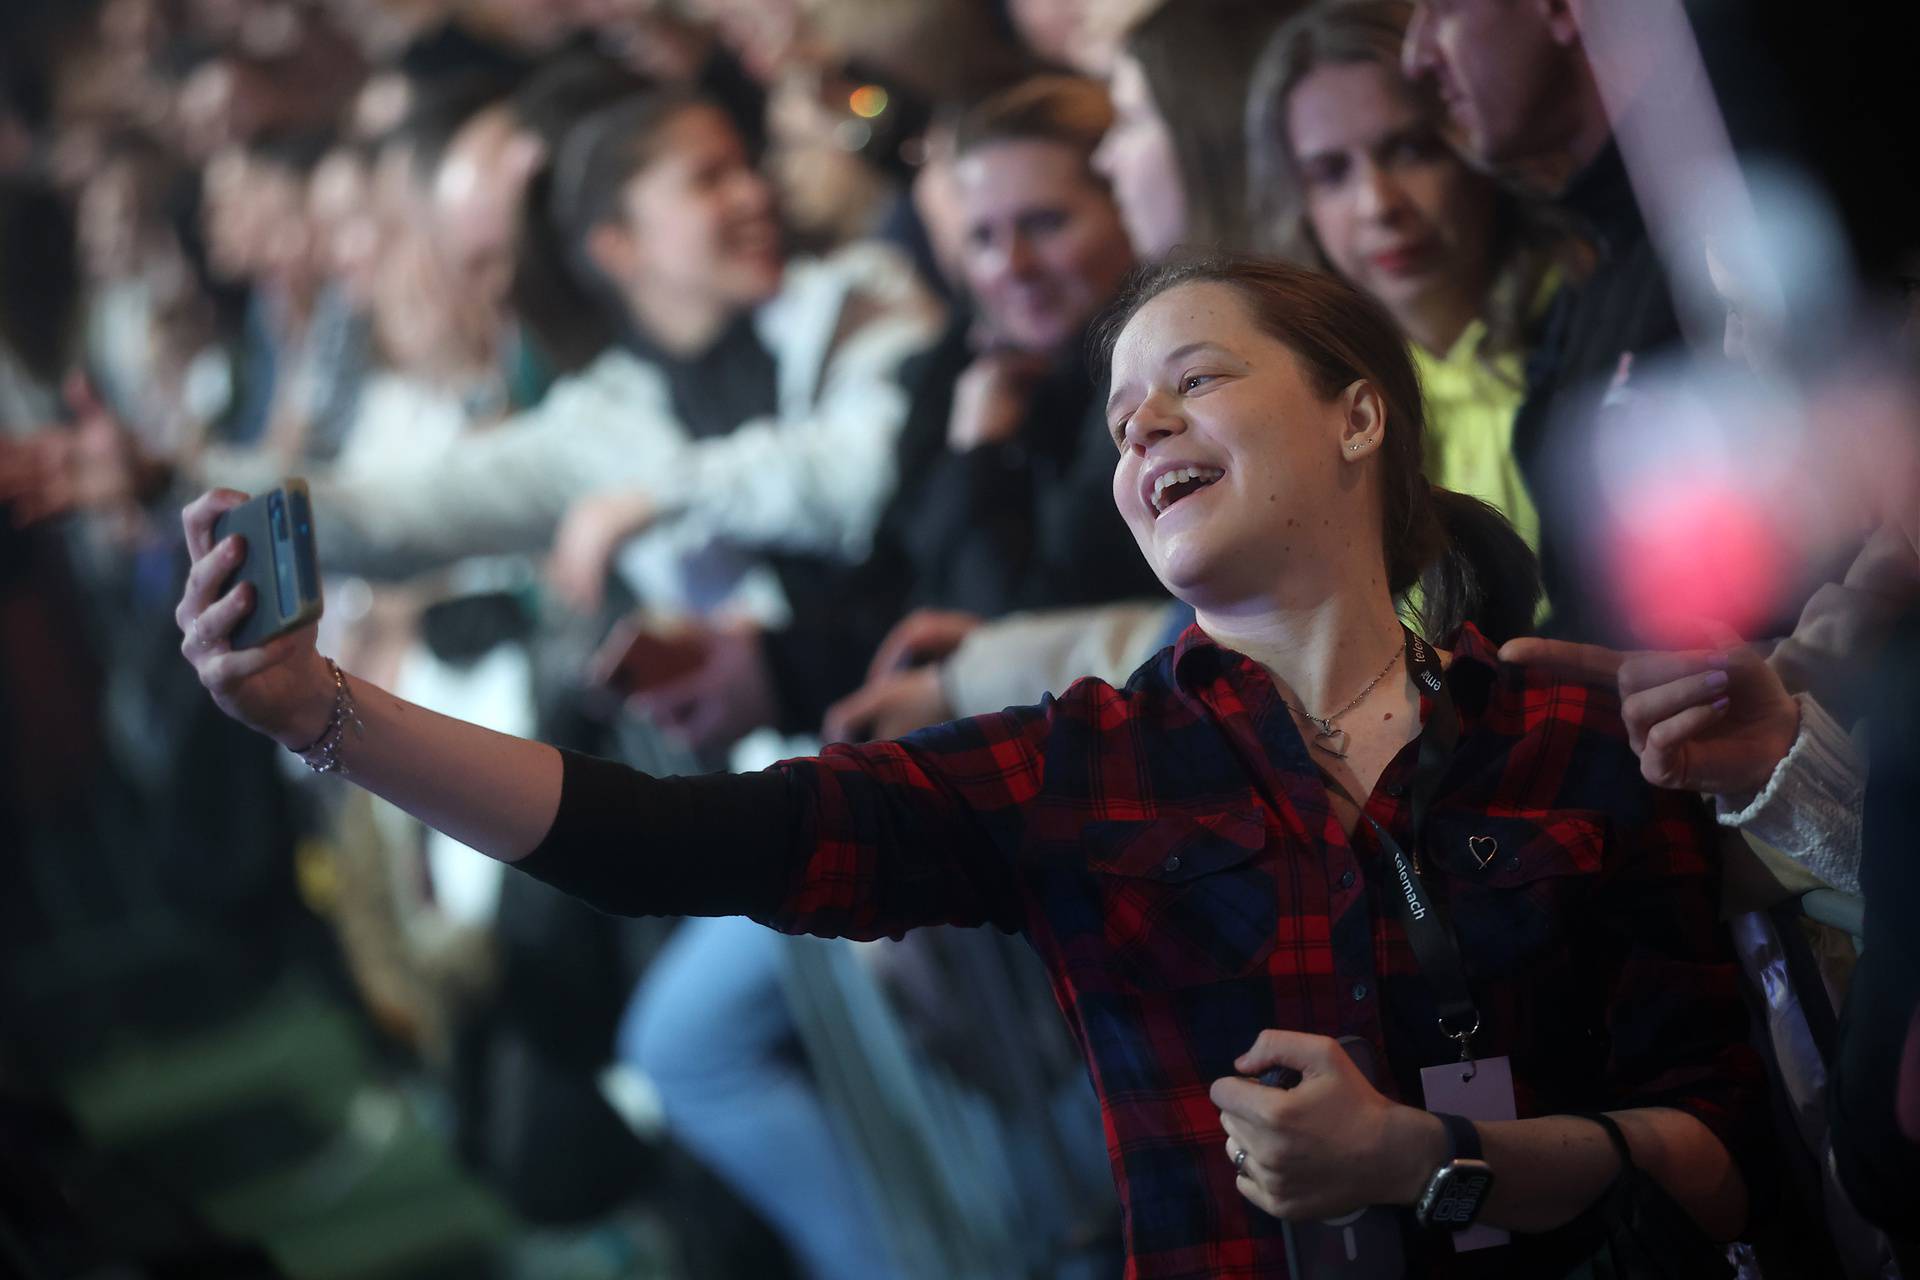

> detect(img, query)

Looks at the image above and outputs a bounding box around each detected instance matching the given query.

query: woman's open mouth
[1149,465,1225,518]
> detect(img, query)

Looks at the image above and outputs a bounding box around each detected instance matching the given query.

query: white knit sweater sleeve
[308,355,678,580]
[1715,692,1864,895]
[647,250,942,561]
[943,600,1178,718]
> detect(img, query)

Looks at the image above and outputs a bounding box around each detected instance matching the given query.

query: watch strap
[1435,1111,1482,1162]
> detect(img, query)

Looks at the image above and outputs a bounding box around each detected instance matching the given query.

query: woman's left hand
[1211,1031,1442,1220]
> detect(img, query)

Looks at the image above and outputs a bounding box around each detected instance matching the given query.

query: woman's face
[1286,61,1494,338]
[248,163,320,292]
[309,150,380,305]
[1093,53,1185,260]
[1108,281,1366,607]
[955,139,1135,354]
[201,147,255,281]
[1008,0,1089,70]
[766,62,891,246]
[616,104,784,313]
[78,160,146,282]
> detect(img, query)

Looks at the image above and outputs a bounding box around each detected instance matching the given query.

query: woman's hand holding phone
[1211,1030,1443,1221]
[177,489,334,749]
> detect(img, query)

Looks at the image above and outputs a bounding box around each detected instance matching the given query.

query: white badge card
[1420,1054,1516,1252]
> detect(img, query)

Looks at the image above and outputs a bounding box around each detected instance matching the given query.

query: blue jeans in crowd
[617,916,902,1280]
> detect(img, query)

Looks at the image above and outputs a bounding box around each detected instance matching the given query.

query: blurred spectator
[1002,0,1112,73]
[591,68,1151,746]
[500,52,652,377]
[173,30,364,163]
[0,179,81,427]
[300,89,939,605]
[198,132,369,463]
[1248,0,1577,560]
[764,56,927,257]
[771,75,1151,744]
[78,132,228,465]
[1094,0,1294,260]
[1398,0,1751,644]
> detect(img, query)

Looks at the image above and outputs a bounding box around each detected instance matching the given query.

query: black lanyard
[1321,629,1481,1067]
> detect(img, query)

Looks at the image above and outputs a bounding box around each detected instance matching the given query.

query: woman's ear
[1338,379,1386,459]
[583,220,636,289]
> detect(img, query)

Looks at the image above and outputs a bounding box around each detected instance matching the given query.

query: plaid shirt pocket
[1080,808,1277,992]
[1427,810,1606,976]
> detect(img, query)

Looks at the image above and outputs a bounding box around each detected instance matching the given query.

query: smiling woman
[1100,255,1539,647]
[176,254,1764,1278]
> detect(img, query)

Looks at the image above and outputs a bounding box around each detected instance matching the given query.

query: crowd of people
[2,0,1916,1277]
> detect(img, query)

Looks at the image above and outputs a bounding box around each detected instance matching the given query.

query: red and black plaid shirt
[527,621,1765,1277]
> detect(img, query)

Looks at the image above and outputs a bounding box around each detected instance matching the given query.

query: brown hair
[1122,0,1300,253]
[953,74,1114,172]
[511,88,710,371]
[1245,0,1573,363]
[1094,254,1541,642]
[549,89,706,254]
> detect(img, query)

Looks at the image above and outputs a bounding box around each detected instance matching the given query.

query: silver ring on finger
[1233,1145,1248,1175]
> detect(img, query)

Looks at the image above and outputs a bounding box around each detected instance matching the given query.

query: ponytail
[1411,486,1541,645]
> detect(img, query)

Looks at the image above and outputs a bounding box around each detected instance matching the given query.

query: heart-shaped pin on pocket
[1468,835,1499,869]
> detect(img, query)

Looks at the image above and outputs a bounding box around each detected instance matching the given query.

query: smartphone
[211,480,323,648]
[589,616,711,697]
[1272,1037,1408,1279]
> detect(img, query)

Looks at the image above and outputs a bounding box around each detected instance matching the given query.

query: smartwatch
[1414,1112,1495,1231]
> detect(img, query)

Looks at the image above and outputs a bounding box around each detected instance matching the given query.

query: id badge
[1420,1054,1516,1252]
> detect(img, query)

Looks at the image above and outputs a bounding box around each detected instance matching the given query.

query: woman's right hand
[177,489,335,749]
[946,351,1050,451]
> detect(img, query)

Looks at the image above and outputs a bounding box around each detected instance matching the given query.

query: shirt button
[1339,869,1356,889]
[1351,981,1370,1002]
[1163,854,1182,874]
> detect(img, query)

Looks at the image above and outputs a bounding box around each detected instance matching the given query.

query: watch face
[1423,1162,1495,1229]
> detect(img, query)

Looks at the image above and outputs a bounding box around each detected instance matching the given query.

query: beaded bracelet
[290,657,362,774]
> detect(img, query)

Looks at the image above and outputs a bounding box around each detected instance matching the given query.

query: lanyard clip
[1441,1012,1480,1082]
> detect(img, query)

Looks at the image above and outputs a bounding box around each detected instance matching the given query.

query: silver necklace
[1278,645,1404,760]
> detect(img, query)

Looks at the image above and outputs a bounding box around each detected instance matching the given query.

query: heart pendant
[1311,726,1350,759]
[1468,835,1499,869]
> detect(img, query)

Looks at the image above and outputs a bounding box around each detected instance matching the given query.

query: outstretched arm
[180,488,563,861]
[179,488,1040,934]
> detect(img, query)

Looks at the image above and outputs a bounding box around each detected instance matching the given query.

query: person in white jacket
[305,89,942,615]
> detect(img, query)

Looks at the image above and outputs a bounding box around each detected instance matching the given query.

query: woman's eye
[1181,373,1215,393]
[1018,209,1068,238]
[1300,157,1348,188]
[1392,140,1433,164]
